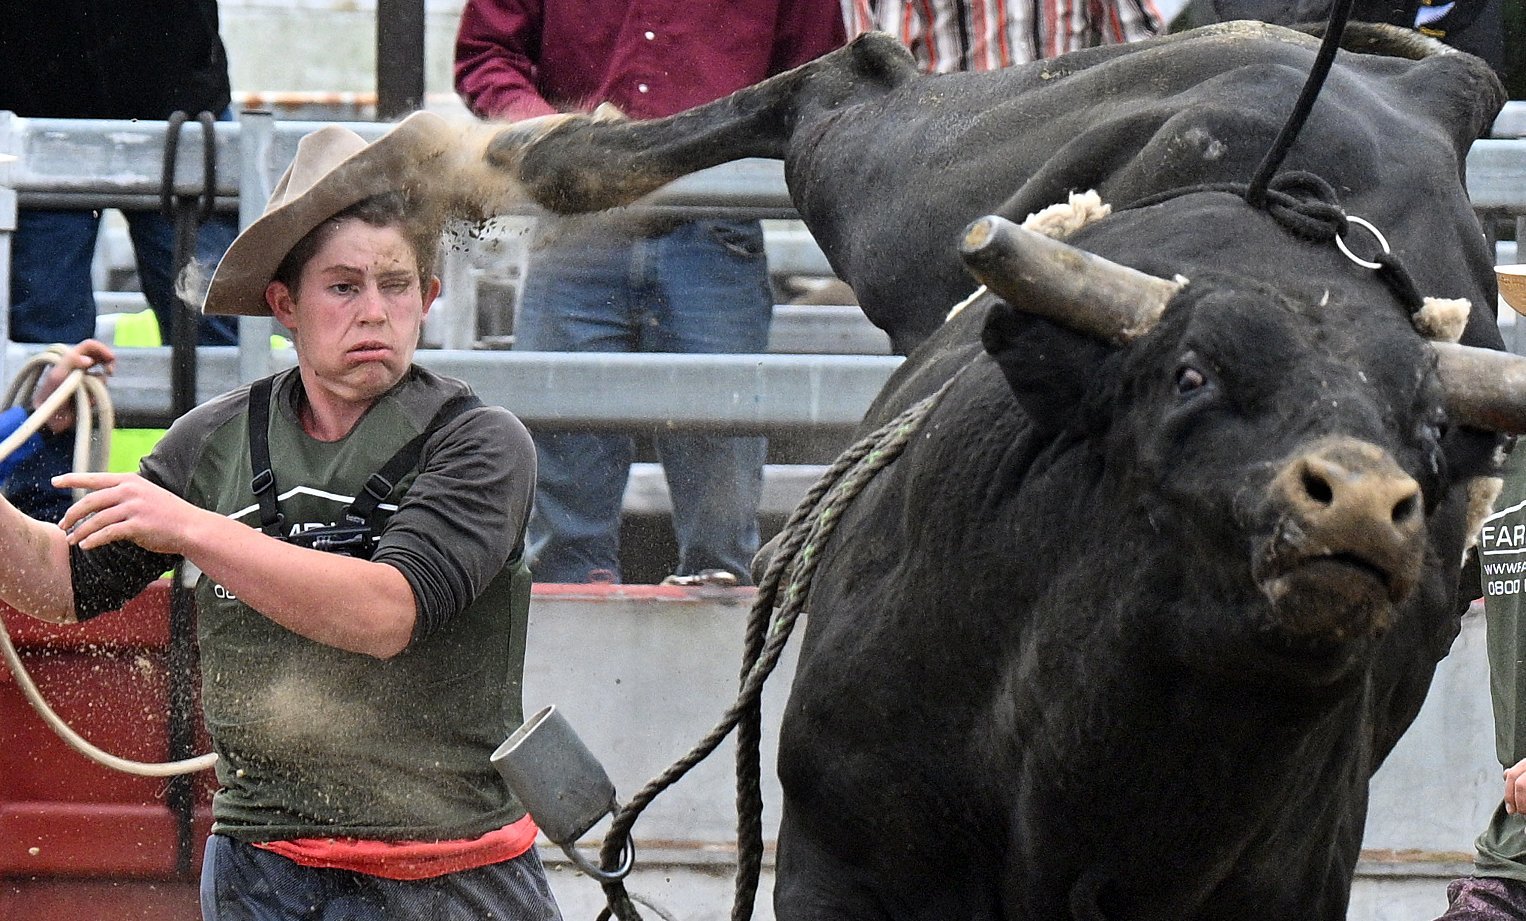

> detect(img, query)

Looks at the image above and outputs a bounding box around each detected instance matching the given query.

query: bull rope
[593,377,956,921]
[0,348,217,778]
[1128,0,1436,322]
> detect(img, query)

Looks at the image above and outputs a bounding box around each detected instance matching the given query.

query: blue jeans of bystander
[514,218,772,583]
[10,206,239,345]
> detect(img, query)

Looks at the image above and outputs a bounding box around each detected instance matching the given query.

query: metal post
[1514,215,1526,358]
[436,244,478,349]
[377,0,426,120]
[237,109,277,383]
[0,111,15,385]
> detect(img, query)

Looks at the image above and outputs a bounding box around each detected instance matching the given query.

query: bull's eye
[1175,364,1208,395]
[1418,419,1447,476]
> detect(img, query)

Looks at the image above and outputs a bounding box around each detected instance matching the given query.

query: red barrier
[0,582,210,919]
[0,580,755,919]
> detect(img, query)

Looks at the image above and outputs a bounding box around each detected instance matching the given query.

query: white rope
[0,347,216,777]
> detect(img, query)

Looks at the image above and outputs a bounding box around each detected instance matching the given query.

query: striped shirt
[844,0,1164,73]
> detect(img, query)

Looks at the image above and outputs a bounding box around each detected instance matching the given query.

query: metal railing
[0,109,896,436]
[3,101,1526,429]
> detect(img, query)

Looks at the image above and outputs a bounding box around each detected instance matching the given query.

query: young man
[0,112,561,920]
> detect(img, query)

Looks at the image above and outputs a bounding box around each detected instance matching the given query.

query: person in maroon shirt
[455,1,846,585]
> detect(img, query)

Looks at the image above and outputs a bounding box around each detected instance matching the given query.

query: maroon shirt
[454,0,847,121]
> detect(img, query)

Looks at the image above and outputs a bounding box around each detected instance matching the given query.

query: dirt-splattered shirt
[70,365,538,842]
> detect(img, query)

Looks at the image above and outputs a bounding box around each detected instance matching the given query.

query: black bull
[493,22,1524,921]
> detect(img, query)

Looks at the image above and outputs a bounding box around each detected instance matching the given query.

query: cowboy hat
[202,109,452,317]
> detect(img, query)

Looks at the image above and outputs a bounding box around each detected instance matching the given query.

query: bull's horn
[959,215,1184,345]
[1433,341,1526,434]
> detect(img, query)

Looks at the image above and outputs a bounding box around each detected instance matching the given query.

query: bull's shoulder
[858,301,992,433]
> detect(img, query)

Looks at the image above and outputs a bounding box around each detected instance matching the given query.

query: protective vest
[191,369,531,842]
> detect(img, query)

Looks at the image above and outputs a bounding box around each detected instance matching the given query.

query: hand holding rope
[0,344,217,778]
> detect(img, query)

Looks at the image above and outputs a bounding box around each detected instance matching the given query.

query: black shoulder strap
[246,377,283,537]
[344,392,486,528]
[247,383,484,538]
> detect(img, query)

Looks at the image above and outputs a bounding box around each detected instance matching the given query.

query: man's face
[265,219,439,407]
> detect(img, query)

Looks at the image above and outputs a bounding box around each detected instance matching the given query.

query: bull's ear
[982,300,1109,432]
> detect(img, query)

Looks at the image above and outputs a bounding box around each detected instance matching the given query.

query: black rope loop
[1125,171,1346,244]
[160,110,219,223]
[1258,170,1346,241]
[1376,251,1426,315]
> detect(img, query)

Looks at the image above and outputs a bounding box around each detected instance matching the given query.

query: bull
[490,21,1518,920]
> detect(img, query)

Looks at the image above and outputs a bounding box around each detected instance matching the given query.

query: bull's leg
[485,32,918,215]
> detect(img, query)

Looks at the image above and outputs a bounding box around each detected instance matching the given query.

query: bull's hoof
[484,113,580,172]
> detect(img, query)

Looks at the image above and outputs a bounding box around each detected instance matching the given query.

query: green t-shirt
[72,366,538,842]
[1477,447,1526,880]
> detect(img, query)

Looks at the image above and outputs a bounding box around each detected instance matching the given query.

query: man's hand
[53,471,202,555]
[35,340,116,433]
[1505,757,1526,814]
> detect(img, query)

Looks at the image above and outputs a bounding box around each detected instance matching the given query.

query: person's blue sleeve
[0,406,42,482]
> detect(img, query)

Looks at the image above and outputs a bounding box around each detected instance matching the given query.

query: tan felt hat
[202,110,451,317]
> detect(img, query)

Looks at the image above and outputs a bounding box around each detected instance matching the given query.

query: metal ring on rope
[0,348,217,778]
[1334,215,1391,270]
[564,830,636,882]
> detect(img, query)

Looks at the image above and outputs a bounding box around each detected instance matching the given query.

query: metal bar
[489,351,899,432]
[624,462,830,517]
[236,110,277,384]
[0,112,15,385]
[1494,101,1526,139]
[766,305,889,355]
[376,0,426,120]
[33,344,902,434]
[8,116,1526,215]
[1462,139,1526,211]
[16,192,239,213]
[0,188,13,388]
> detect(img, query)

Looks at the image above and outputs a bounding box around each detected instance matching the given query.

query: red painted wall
[0,583,209,920]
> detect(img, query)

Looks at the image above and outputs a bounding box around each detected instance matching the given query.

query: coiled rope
[0,345,115,497]
[0,346,217,778]
[595,378,954,921]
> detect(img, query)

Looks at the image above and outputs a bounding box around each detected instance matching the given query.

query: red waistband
[252,814,539,880]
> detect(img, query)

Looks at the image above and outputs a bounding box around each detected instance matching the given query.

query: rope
[593,379,955,921]
[1124,171,1427,318]
[0,347,115,502]
[1244,0,1357,207]
[0,347,217,778]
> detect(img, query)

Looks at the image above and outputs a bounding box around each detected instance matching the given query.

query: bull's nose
[1263,436,1424,608]
[1279,440,1422,543]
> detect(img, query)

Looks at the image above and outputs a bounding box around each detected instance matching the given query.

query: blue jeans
[10,206,239,345]
[199,835,562,921]
[515,218,772,583]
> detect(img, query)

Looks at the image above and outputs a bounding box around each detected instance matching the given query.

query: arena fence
[2,105,1525,527]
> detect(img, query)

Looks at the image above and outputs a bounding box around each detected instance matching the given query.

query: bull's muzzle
[1255,436,1424,639]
